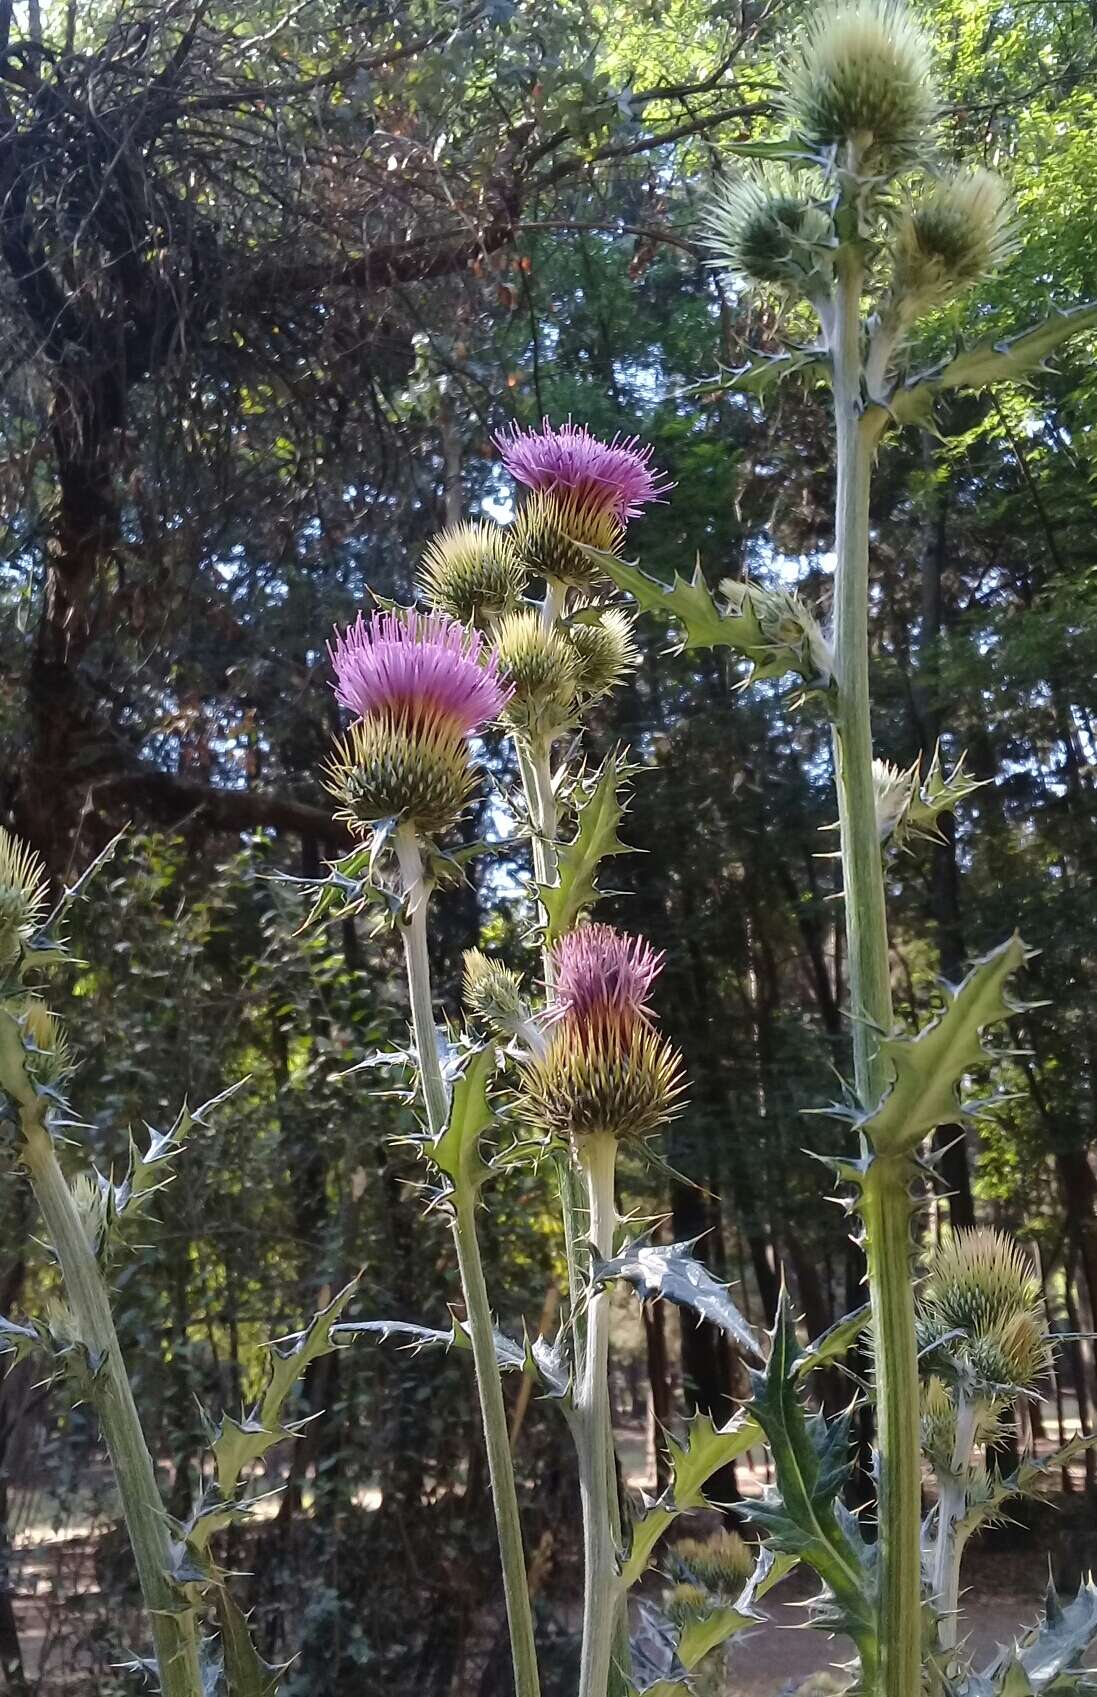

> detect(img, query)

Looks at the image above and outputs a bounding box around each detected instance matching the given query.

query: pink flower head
[495,420,671,523]
[551,924,664,1030]
[329,609,512,738]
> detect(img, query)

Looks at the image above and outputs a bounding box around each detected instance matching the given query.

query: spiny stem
[829,247,921,1697]
[575,1131,623,1697]
[18,1113,204,1697]
[932,1393,979,1649]
[393,827,541,1697]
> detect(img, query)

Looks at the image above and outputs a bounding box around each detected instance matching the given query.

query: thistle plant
[5,5,1097,1697]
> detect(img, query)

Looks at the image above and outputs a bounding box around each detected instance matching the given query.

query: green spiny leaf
[887,303,1097,429]
[745,1296,873,1650]
[213,1583,284,1697]
[850,935,1029,1154]
[797,1305,870,1377]
[621,1411,761,1588]
[538,753,632,944]
[591,555,764,654]
[427,1041,497,1187]
[594,1238,763,1360]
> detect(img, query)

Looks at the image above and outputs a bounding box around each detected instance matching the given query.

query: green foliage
[537,753,634,944]
[832,936,1031,1154]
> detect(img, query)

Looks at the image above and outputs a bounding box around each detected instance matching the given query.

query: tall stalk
[392,828,541,1697]
[13,1100,203,1697]
[574,1131,622,1697]
[829,249,922,1697]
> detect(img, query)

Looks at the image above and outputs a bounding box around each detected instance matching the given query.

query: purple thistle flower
[551,924,664,1030]
[495,420,671,522]
[329,609,512,737]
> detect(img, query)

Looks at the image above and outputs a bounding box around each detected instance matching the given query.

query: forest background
[1,0,1096,1691]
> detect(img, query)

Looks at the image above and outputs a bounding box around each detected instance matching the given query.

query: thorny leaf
[537,752,633,944]
[594,1238,763,1360]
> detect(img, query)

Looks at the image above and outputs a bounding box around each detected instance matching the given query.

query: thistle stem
[575,1131,623,1697]
[393,827,541,1697]
[932,1393,979,1649]
[19,1114,203,1697]
[829,252,921,1697]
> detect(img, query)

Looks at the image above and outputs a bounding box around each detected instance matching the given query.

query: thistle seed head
[0,829,48,969]
[493,609,580,739]
[324,715,477,838]
[463,949,528,1036]
[891,169,1018,306]
[781,0,939,173]
[702,166,831,286]
[417,521,528,627]
[567,608,640,700]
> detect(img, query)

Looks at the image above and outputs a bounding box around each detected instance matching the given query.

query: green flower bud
[891,169,1017,307]
[70,1172,105,1252]
[665,1583,711,1627]
[920,1227,1048,1394]
[21,997,72,1092]
[673,1531,754,1595]
[0,829,48,970]
[702,167,832,287]
[324,715,477,839]
[493,609,580,740]
[567,608,640,700]
[417,521,528,627]
[781,0,939,173]
[509,489,625,592]
[463,949,528,1036]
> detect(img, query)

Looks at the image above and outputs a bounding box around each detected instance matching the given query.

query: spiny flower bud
[326,610,512,838]
[517,925,685,1146]
[567,608,640,700]
[673,1531,754,1594]
[70,1172,105,1252]
[498,421,670,591]
[463,949,529,1037]
[665,1583,711,1628]
[891,169,1017,307]
[493,609,580,740]
[702,167,831,286]
[781,0,939,174]
[0,829,48,970]
[967,1312,1049,1394]
[21,998,72,1092]
[417,521,528,627]
[920,1228,1048,1392]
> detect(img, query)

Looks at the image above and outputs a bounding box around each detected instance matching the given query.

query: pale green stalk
[5,1062,204,1697]
[828,240,921,1697]
[574,1131,623,1697]
[932,1393,979,1650]
[393,827,541,1697]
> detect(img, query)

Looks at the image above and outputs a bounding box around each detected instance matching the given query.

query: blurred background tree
[1,0,1097,1690]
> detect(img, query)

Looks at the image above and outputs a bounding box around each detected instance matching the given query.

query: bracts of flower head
[516,923,685,1697]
